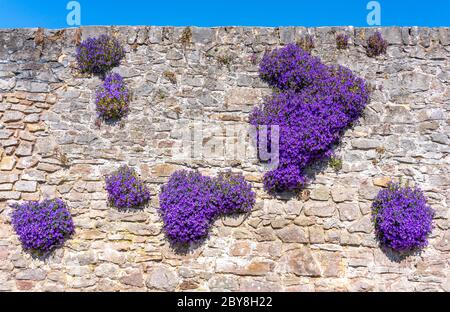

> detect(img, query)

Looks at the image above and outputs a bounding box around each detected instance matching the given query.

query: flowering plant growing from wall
[105,165,151,210]
[11,199,75,254]
[95,73,130,121]
[76,34,125,74]
[336,33,349,49]
[372,182,434,252]
[213,172,256,214]
[366,31,388,57]
[250,44,369,193]
[159,170,255,244]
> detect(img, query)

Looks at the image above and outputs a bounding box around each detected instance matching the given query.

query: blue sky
[0,0,449,28]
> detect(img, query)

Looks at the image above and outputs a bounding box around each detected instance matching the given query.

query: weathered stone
[309,226,325,244]
[0,156,16,171]
[282,248,322,277]
[276,225,308,243]
[2,111,24,122]
[14,180,37,192]
[0,183,13,191]
[348,215,373,234]
[120,271,144,287]
[351,138,380,150]
[310,186,330,201]
[359,184,380,200]
[94,263,120,278]
[146,265,179,291]
[0,173,19,183]
[0,130,13,139]
[15,142,33,156]
[99,249,126,265]
[37,162,60,173]
[222,213,248,227]
[331,184,357,202]
[16,269,47,281]
[338,203,361,221]
[208,275,239,291]
[255,227,276,241]
[0,191,20,200]
[229,241,252,256]
[373,176,392,187]
[304,202,335,217]
[152,163,179,177]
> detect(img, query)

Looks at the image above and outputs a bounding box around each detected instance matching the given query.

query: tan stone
[283,247,322,277]
[304,202,335,217]
[310,186,330,201]
[230,241,252,256]
[0,156,16,171]
[309,226,325,244]
[225,87,267,109]
[373,176,392,187]
[238,260,273,276]
[276,225,308,243]
[153,163,179,177]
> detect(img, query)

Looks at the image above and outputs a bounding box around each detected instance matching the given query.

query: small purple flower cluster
[336,33,349,49]
[366,31,388,57]
[372,183,434,252]
[11,199,74,254]
[76,34,125,74]
[105,165,151,210]
[159,170,255,244]
[95,73,130,121]
[250,44,369,192]
[214,172,256,214]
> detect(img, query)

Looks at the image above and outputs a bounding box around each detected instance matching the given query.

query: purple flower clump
[372,183,434,252]
[250,44,369,192]
[95,72,130,121]
[366,31,388,57]
[214,173,256,214]
[76,34,125,74]
[11,199,74,254]
[259,44,326,91]
[105,165,151,210]
[336,33,349,49]
[159,170,255,244]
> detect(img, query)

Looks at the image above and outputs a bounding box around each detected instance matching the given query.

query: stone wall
[0,26,449,292]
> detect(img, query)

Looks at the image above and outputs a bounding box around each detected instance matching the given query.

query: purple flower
[159,170,255,244]
[95,73,130,121]
[250,44,369,193]
[76,34,125,74]
[105,165,151,210]
[11,199,74,254]
[336,33,349,50]
[366,31,387,57]
[372,183,434,251]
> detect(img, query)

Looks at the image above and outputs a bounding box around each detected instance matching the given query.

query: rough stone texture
[0,26,449,292]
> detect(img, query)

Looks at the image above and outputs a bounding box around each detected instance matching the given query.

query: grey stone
[15,142,33,156]
[338,203,361,221]
[348,215,373,234]
[16,269,47,281]
[2,111,23,122]
[14,180,37,192]
[351,138,380,150]
[191,27,215,44]
[146,265,179,291]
